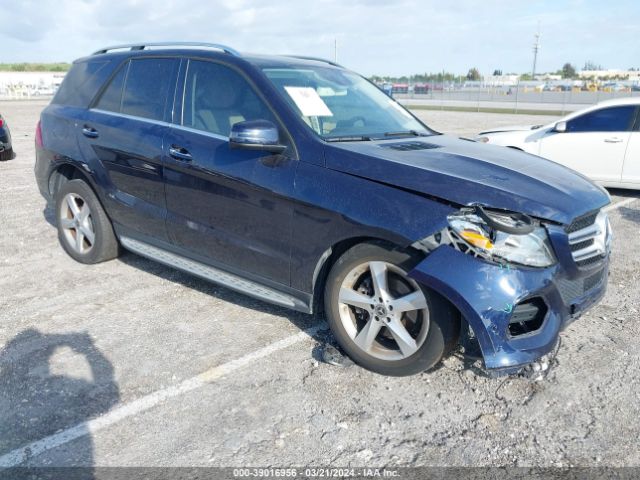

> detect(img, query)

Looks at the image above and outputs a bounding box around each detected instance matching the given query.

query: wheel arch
[48,162,101,202]
[311,236,400,315]
[311,236,466,347]
[310,236,461,311]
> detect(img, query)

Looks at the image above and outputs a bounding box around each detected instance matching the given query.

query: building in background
[578,70,640,81]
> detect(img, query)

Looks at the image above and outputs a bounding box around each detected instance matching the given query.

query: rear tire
[0,148,13,161]
[55,179,120,264]
[324,242,460,376]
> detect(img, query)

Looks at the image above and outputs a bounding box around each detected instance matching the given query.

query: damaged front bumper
[409,245,609,373]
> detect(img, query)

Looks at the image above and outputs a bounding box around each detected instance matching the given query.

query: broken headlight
[447,207,556,267]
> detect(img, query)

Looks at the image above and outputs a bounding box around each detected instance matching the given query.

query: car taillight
[0,118,4,128]
[35,120,43,148]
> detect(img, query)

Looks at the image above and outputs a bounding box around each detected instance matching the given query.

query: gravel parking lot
[1,100,639,471]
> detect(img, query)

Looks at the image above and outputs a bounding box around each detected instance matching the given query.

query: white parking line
[604,197,638,212]
[0,324,323,468]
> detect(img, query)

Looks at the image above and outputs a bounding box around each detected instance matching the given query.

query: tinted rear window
[52,60,115,107]
[121,58,178,121]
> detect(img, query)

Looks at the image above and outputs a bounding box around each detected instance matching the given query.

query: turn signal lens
[460,229,493,249]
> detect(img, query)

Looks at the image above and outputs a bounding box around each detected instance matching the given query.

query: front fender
[408,246,563,370]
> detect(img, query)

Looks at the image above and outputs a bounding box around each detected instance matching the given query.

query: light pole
[532,28,541,80]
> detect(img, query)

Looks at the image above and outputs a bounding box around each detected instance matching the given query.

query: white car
[477,98,640,189]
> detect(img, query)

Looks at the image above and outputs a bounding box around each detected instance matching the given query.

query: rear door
[164,59,297,285]
[538,105,636,183]
[621,109,640,186]
[80,57,179,241]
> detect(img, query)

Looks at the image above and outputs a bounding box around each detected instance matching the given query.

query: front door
[164,59,297,285]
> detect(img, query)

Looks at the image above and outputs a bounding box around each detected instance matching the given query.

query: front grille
[557,268,606,304]
[576,255,606,268]
[584,268,606,290]
[566,211,598,234]
[379,141,441,151]
[570,239,594,252]
[566,210,610,267]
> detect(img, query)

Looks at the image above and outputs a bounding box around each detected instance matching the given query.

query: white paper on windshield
[284,87,333,117]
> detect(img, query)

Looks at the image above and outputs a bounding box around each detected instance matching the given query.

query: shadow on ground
[0,329,119,476]
[619,206,640,224]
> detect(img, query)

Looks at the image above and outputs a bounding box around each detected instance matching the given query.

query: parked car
[0,114,13,161]
[391,83,409,94]
[477,98,640,190]
[35,42,612,377]
[32,86,57,96]
[413,83,430,95]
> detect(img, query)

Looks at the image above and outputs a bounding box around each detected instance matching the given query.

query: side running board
[120,236,304,310]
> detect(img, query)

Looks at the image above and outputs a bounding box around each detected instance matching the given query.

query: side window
[95,62,128,113]
[182,60,277,137]
[567,106,636,133]
[121,58,177,121]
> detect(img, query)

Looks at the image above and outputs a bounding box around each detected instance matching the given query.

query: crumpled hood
[324,135,610,225]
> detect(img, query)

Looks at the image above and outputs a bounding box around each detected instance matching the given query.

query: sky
[1,0,639,77]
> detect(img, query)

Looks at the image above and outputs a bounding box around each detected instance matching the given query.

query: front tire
[324,242,460,376]
[0,148,13,161]
[55,179,120,264]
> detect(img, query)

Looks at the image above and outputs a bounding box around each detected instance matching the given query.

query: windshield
[262,66,433,140]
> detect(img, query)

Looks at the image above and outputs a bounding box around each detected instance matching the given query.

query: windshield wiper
[381,130,430,138]
[325,135,372,142]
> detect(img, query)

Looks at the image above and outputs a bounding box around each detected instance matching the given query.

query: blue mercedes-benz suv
[35,42,612,376]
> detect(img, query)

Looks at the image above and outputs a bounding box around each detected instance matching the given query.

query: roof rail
[92,42,241,57]
[285,55,344,68]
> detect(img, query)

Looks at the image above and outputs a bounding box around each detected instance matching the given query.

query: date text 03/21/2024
[232,468,400,477]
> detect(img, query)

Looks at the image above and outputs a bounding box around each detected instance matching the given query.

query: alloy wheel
[337,261,430,361]
[59,192,96,254]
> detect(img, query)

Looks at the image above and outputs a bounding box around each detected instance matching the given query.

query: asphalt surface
[1,100,639,470]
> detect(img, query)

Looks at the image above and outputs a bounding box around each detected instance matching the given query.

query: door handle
[169,146,192,162]
[604,137,624,143]
[82,126,99,138]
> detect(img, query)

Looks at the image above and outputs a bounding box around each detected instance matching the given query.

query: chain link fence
[384,78,640,114]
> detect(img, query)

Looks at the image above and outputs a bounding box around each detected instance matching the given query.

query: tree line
[372,61,639,83]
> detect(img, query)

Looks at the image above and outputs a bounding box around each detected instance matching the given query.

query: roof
[87,42,344,70]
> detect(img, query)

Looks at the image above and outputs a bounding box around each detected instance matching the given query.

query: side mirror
[553,121,567,133]
[229,120,287,154]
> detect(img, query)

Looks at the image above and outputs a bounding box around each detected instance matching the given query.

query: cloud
[0,0,638,74]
